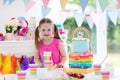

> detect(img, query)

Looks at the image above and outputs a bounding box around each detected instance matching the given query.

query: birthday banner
[98,0,108,12]
[57,11,71,24]
[23,0,30,6]
[74,12,85,26]
[117,0,120,5]
[42,0,50,8]
[107,9,118,26]
[3,0,14,5]
[25,0,36,12]
[79,0,89,12]
[86,16,94,29]
[42,6,51,18]
[60,0,68,10]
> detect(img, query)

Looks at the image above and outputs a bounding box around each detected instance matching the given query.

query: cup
[94,64,101,75]
[17,70,26,80]
[101,71,110,80]
[29,64,38,76]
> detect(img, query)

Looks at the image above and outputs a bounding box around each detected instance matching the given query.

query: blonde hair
[34,18,60,49]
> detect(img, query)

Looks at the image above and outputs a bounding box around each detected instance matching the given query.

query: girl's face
[39,23,54,40]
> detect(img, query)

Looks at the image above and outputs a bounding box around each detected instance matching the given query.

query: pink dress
[38,38,61,65]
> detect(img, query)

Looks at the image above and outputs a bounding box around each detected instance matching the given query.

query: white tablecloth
[0,68,120,80]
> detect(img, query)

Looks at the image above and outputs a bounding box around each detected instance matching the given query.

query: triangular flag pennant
[42,0,50,8]
[117,0,120,5]
[79,0,89,12]
[58,11,71,24]
[107,9,118,26]
[60,0,68,10]
[74,12,85,26]
[24,0,30,6]
[86,16,94,29]
[98,0,108,12]
[3,0,8,5]
[42,6,51,18]
[8,0,14,5]
[90,13,102,27]
[91,13,108,30]
[25,0,36,12]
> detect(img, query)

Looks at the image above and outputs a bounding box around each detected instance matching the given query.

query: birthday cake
[69,26,93,69]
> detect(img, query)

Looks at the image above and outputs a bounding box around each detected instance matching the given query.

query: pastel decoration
[3,0,8,5]
[79,0,89,12]
[118,0,120,5]
[42,6,51,18]
[58,11,71,24]
[98,0,108,12]
[2,53,12,74]
[86,16,94,29]
[60,0,68,10]
[0,54,2,72]
[107,9,118,26]
[8,0,15,5]
[74,12,85,26]
[20,56,29,70]
[25,0,36,12]
[42,0,50,8]
[23,0,30,6]
[17,17,26,21]
[18,20,23,26]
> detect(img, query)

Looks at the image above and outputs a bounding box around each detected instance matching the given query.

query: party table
[0,68,120,80]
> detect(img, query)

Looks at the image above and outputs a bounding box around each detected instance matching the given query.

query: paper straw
[100,55,108,65]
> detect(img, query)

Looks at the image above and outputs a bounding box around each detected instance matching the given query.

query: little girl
[34,18,67,68]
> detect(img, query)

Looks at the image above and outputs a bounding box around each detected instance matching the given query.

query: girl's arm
[58,41,67,67]
[34,49,43,67]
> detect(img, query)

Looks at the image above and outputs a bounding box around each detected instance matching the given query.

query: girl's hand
[55,64,64,68]
[38,62,44,68]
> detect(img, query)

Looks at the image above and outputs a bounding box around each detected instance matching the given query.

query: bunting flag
[60,0,68,10]
[42,0,50,8]
[79,0,89,12]
[90,13,102,28]
[90,13,108,30]
[85,16,94,29]
[3,0,8,5]
[24,0,30,6]
[74,12,85,26]
[42,6,51,18]
[57,11,71,24]
[25,0,36,12]
[107,9,118,26]
[117,0,120,5]
[98,0,108,12]
[8,0,14,5]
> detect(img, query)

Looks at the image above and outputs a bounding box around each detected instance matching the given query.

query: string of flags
[2,0,120,28]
